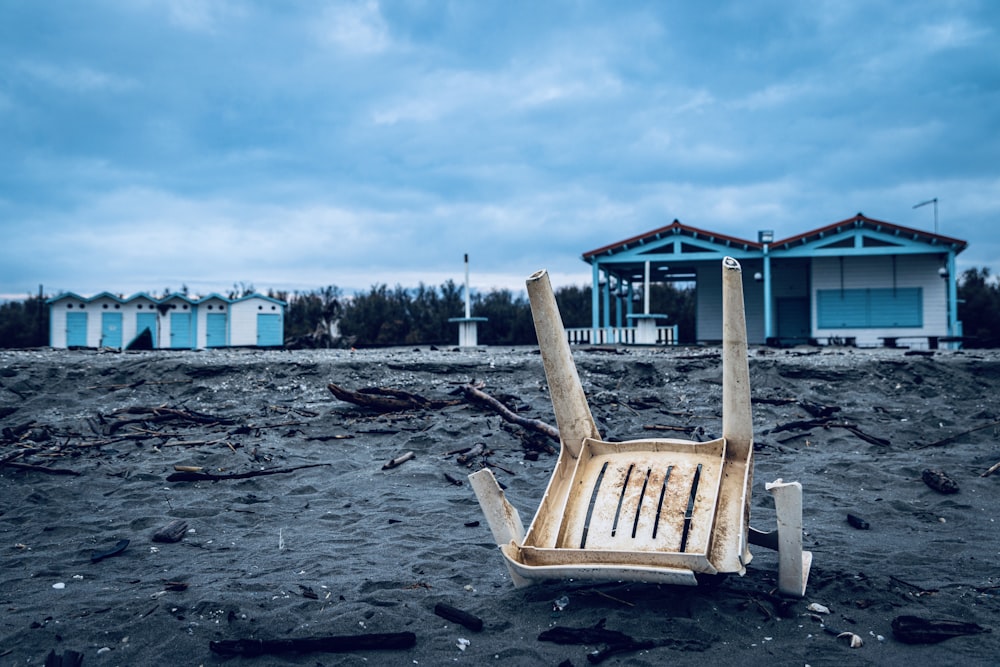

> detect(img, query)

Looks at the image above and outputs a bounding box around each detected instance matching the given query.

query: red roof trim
[582,220,760,260]
[772,213,968,250]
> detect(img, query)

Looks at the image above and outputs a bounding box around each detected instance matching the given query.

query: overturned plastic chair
[469,257,811,597]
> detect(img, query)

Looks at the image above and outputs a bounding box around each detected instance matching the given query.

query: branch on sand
[326,380,560,444]
[327,383,461,412]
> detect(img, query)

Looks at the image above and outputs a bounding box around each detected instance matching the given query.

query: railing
[565,325,678,345]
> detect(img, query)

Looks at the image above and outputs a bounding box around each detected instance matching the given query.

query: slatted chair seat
[470,257,812,597]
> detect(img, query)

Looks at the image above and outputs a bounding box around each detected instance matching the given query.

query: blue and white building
[581,213,968,348]
[47,292,286,349]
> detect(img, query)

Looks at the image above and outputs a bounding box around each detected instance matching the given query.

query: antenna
[912,197,938,234]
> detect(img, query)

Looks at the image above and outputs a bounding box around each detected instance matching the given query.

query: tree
[958,268,1000,347]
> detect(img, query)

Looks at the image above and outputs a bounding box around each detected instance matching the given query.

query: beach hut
[47,292,286,349]
[581,213,967,348]
[227,294,286,347]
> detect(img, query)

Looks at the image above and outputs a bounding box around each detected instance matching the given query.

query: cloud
[17,61,135,93]
[315,1,391,55]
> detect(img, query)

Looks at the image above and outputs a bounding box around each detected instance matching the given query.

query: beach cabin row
[47,292,286,350]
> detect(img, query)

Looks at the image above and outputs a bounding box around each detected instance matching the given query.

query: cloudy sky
[2,0,998,301]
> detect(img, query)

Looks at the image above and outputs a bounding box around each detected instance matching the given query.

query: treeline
[274,280,695,347]
[2,268,998,348]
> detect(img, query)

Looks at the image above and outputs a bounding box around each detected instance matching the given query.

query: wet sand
[1,345,999,666]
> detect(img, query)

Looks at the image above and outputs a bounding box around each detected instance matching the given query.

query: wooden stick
[328,383,459,412]
[460,383,559,442]
[167,463,329,482]
[208,632,417,657]
[917,419,1000,449]
[981,461,1000,478]
[382,451,415,470]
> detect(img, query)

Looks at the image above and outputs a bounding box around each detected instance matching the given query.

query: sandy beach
[2,345,999,666]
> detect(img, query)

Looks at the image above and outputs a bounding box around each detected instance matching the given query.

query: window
[817,288,922,328]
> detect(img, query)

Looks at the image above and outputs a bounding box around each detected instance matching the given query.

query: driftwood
[771,419,890,446]
[108,406,235,433]
[2,461,82,476]
[209,632,417,657]
[981,461,1000,478]
[434,602,484,632]
[891,615,990,644]
[917,419,1000,449]
[538,621,656,664]
[152,519,189,543]
[382,451,415,470]
[167,463,329,482]
[460,383,560,443]
[327,383,460,412]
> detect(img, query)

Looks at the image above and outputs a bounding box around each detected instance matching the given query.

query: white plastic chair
[470,257,811,597]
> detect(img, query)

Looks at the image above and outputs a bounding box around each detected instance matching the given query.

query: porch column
[591,262,600,342]
[763,243,773,341]
[947,250,958,335]
[602,274,611,330]
[643,260,651,315]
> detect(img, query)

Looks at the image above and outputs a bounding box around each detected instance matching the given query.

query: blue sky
[2,1,998,301]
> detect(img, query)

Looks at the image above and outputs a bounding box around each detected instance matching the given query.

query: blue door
[206,313,227,347]
[66,312,88,347]
[101,312,123,348]
[170,313,193,348]
[136,313,158,347]
[256,313,282,346]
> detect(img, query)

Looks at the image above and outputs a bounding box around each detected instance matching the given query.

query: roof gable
[583,220,759,262]
[771,213,967,254]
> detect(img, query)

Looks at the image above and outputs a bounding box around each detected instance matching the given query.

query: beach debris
[52,582,66,590]
[444,472,464,486]
[890,615,990,644]
[382,451,415,470]
[44,649,84,667]
[837,631,864,648]
[538,620,658,664]
[456,637,470,651]
[167,463,329,482]
[553,595,570,611]
[917,418,1000,449]
[108,405,236,433]
[91,538,129,563]
[846,513,870,530]
[152,519,189,543]
[460,382,560,443]
[433,602,484,632]
[456,443,486,465]
[981,460,1000,478]
[921,469,959,494]
[208,632,417,657]
[328,382,460,412]
[806,602,831,614]
[770,416,890,447]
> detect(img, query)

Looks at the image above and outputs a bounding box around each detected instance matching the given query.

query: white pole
[464,253,471,319]
[644,260,651,315]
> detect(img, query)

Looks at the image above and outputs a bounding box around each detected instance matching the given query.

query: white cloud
[18,61,135,93]
[315,1,390,55]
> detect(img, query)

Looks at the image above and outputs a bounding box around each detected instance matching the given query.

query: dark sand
[1,345,999,666]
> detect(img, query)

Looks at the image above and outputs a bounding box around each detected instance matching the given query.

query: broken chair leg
[765,479,812,597]
[468,469,530,587]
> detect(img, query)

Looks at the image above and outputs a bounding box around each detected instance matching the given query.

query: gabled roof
[771,213,967,252]
[46,291,285,307]
[582,220,760,261]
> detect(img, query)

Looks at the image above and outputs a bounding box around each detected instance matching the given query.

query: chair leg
[468,469,531,587]
[526,270,600,458]
[765,479,812,597]
[721,256,752,458]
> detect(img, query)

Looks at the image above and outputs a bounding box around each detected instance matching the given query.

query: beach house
[47,292,286,349]
[580,213,967,348]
